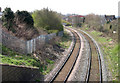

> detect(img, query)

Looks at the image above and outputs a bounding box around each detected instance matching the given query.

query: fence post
[33,39,36,53]
[58,31,63,37]
[1,29,64,55]
[26,41,28,54]
[31,39,33,54]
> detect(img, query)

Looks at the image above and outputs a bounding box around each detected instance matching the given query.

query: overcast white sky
[0,0,119,16]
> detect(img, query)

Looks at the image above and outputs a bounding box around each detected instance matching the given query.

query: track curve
[50,28,81,82]
[49,27,103,82]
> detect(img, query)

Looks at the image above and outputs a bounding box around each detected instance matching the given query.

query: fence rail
[0,28,63,54]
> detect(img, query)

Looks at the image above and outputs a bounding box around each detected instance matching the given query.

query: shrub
[32,8,63,32]
[62,20,72,26]
[15,10,34,27]
[2,7,16,33]
[85,14,104,30]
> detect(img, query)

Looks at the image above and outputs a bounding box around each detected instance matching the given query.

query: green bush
[1,7,35,32]
[2,7,16,33]
[32,8,63,31]
[62,20,72,26]
[15,10,34,27]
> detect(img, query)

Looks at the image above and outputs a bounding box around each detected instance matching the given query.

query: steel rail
[78,29,102,82]
[49,28,81,83]
[64,30,81,82]
[85,41,92,82]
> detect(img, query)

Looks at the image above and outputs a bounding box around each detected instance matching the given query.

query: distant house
[66,16,73,23]
[105,15,116,22]
[71,15,85,26]
[66,15,85,27]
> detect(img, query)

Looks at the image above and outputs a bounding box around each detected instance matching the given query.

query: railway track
[78,29,102,82]
[50,28,81,82]
[49,28,102,82]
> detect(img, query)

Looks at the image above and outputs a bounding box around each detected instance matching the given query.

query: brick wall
[1,64,44,81]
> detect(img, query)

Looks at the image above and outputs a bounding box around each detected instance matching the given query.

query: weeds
[46,59,54,64]
[79,28,119,81]
[0,44,41,68]
[56,31,72,49]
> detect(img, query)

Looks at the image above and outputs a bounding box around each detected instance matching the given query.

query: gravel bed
[79,29,109,81]
[69,28,109,81]
[67,29,91,81]
[45,28,108,82]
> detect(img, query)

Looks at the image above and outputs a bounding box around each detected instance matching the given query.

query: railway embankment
[0,28,72,81]
[47,27,104,82]
[77,27,118,81]
[44,28,74,81]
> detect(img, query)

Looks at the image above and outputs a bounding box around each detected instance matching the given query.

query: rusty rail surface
[50,28,81,83]
[78,30,102,83]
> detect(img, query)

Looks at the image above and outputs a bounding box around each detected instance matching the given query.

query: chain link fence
[0,27,63,54]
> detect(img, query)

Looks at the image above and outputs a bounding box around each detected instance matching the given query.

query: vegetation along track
[50,28,81,82]
[78,30,102,82]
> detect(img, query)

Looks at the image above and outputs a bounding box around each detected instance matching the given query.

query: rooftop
[69,15,85,18]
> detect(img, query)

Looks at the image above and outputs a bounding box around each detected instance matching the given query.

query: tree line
[1,7,34,33]
[1,7,63,33]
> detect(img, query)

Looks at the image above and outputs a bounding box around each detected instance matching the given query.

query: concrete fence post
[33,39,36,53]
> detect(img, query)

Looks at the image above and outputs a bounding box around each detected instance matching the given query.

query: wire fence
[0,28,63,54]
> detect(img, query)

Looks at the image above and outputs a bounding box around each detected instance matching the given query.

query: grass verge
[0,44,40,68]
[0,29,72,75]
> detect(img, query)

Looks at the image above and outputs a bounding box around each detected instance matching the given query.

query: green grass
[56,31,72,49]
[103,44,119,81]
[85,27,89,30]
[47,30,59,34]
[89,31,107,43]
[39,63,54,75]
[91,30,103,36]
[0,44,40,68]
[0,29,72,75]
[46,59,54,64]
[98,37,107,43]
[90,31,118,80]
[108,38,112,42]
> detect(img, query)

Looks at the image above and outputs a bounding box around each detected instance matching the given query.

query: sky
[0,0,119,16]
